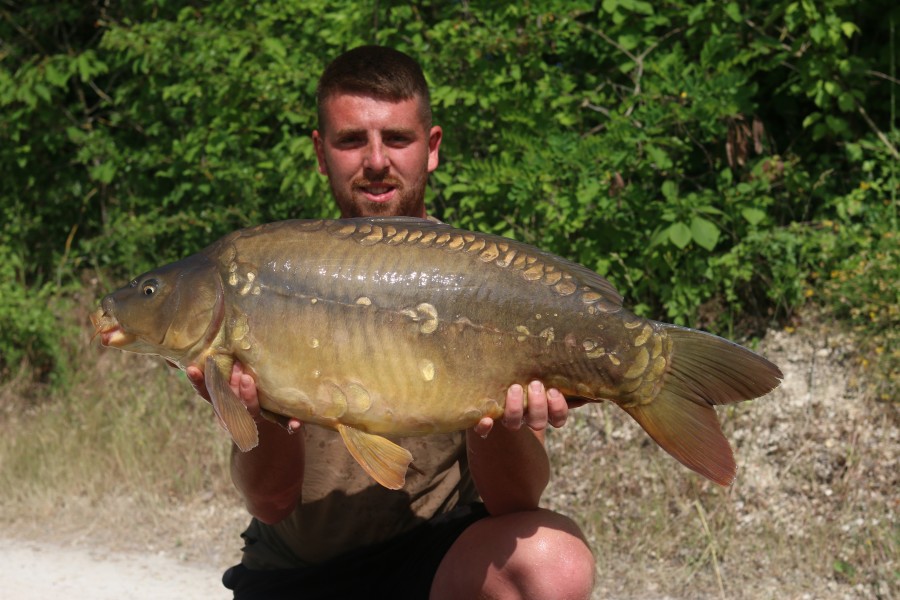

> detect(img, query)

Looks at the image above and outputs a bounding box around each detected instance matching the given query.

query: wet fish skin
[92,217,783,489]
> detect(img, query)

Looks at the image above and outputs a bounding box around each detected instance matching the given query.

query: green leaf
[690,216,719,250]
[601,0,619,14]
[802,112,821,128]
[724,2,742,23]
[840,22,859,38]
[647,145,673,169]
[837,92,855,113]
[89,161,117,184]
[631,1,654,16]
[668,222,692,249]
[618,34,641,51]
[661,180,678,201]
[34,83,51,103]
[741,207,766,226]
[44,62,69,87]
[262,37,287,60]
[809,23,826,44]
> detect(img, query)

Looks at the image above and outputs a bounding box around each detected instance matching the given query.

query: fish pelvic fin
[337,424,413,490]
[624,325,783,486]
[206,355,259,452]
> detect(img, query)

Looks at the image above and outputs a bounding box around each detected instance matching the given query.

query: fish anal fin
[624,394,736,486]
[337,424,412,490]
[205,355,259,452]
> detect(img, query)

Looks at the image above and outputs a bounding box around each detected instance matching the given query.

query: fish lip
[99,326,133,347]
[90,308,132,347]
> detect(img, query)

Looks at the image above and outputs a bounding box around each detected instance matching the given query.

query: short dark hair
[316,45,432,130]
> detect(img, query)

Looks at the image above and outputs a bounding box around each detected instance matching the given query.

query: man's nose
[363,140,389,173]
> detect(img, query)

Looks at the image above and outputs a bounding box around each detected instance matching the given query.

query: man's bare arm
[186,363,305,525]
[467,382,569,515]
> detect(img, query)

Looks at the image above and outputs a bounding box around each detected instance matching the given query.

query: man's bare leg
[430,508,595,600]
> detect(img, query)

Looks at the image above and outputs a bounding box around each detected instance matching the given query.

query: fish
[91,217,782,490]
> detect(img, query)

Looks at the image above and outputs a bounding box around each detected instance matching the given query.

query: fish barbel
[91,217,782,489]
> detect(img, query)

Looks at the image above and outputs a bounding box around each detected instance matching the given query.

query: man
[190,46,595,599]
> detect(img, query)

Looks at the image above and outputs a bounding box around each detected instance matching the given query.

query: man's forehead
[319,93,430,129]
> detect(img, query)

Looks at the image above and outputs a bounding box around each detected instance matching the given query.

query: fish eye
[141,279,159,296]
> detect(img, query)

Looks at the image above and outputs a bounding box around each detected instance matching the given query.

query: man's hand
[182,361,301,431]
[473,381,570,438]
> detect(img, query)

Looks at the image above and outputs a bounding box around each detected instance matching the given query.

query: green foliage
[0,239,72,382]
[0,1,897,389]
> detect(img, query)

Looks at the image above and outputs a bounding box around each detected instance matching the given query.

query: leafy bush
[0,1,896,389]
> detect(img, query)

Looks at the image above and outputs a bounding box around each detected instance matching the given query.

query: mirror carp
[92,217,782,489]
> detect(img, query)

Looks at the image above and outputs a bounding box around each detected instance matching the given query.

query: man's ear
[427,125,442,173]
[312,130,327,175]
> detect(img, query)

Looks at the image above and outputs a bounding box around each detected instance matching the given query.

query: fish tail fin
[623,325,782,486]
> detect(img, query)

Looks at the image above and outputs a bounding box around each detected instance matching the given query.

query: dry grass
[0,320,247,568]
[0,310,897,598]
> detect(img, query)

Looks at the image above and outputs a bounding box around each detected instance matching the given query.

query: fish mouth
[89,308,134,348]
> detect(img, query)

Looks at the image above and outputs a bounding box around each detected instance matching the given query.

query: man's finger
[473,416,494,438]
[547,388,568,428]
[185,365,211,403]
[503,384,525,431]
[524,381,549,431]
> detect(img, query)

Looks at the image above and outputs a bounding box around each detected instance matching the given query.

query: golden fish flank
[582,340,606,359]
[400,302,438,334]
[318,381,348,419]
[623,347,650,380]
[91,216,782,491]
[633,324,653,347]
[419,359,436,382]
[231,313,252,350]
[346,383,372,413]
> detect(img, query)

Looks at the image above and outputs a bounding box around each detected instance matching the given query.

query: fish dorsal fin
[205,355,259,452]
[337,424,412,490]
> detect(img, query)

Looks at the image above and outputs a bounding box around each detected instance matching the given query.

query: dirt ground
[0,539,229,599]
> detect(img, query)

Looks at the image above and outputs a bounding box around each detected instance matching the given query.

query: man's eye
[336,136,365,148]
[385,135,413,146]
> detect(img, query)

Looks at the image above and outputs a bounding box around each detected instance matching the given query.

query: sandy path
[0,539,231,599]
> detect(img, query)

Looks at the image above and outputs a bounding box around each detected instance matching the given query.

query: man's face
[313,94,442,219]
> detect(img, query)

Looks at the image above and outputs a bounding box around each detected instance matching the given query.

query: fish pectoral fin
[205,355,259,452]
[337,424,412,490]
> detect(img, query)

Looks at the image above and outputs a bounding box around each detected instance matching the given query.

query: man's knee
[510,510,595,599]
[433,508,594,600]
